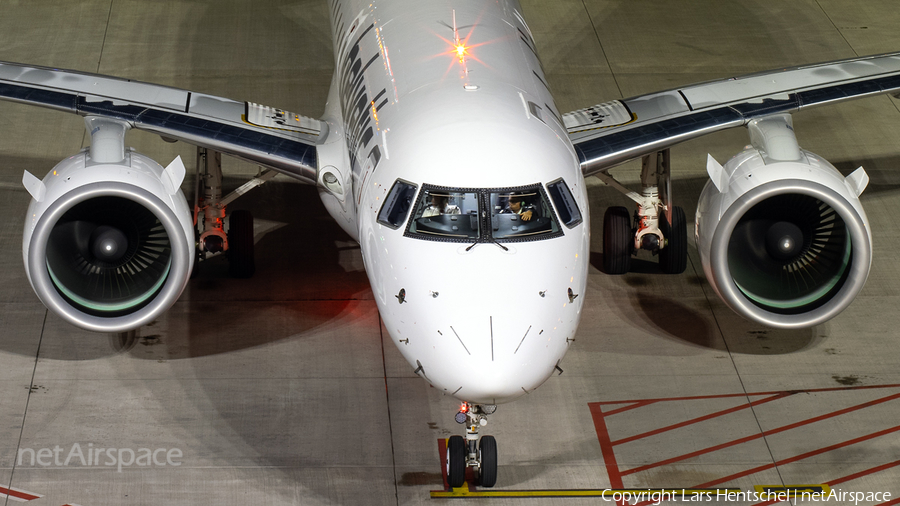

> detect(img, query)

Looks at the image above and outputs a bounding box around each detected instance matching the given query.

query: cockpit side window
[546,178,583,228]
[377,179,418,229]
[407,188,480,240]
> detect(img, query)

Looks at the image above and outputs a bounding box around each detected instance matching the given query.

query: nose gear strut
[447,403,498,488]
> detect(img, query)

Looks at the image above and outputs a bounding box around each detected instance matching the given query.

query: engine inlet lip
[28,182,190,333]
[710,179,870,329]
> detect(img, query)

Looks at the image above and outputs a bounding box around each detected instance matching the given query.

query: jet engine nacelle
[23,148,194,333]
[695,116,872,329]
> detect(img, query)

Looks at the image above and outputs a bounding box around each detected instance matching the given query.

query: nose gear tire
[477,435,498,487]
[446,435,466,488]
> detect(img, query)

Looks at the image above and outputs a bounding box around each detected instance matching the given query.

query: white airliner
[2,0,899,488]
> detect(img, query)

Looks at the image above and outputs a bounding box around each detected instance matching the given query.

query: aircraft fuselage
[318,0,590,404]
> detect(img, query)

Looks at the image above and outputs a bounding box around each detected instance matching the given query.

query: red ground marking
[590,383,900,505]
[600,400,658,417]
[591,384,900,406]
[612,393,790,446]
[0,486,42,501]
[827,459,900,486]
[622,391,900,476]
[695,423,900,488]
[589,404,623,489]
[741,459,900,505]
[438,438,449,489]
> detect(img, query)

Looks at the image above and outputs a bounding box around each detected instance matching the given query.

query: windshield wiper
[466,209,508,251]
[465,237,508,252]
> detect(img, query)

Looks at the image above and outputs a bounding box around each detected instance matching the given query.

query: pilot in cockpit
[422,193,461,217]
[501,194,536,222]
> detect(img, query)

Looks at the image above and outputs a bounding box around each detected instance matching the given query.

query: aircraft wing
[0,61,325,184]
[566,52,900,176]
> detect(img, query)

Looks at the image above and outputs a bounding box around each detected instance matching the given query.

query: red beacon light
[454,43,468,63]
[455,402,470,424]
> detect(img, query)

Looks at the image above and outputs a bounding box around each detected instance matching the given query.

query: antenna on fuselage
[452,9,458,45]
[451,9,469,75]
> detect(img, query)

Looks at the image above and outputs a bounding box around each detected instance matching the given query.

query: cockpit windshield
[403,184,563,243]
[407,189,480,240]
[489,190,560,240]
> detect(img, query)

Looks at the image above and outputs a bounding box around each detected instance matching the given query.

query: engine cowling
[23,148,194,333]
[696,141,872,329]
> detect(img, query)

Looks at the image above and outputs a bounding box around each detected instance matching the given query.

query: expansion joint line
[686,253,788,488]
[7,310,47,506]
[579,0,623,99]
[377,314,401,506]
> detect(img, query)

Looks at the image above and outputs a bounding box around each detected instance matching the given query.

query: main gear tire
[228,210,255,278]
[603,206,632,274]
[659,206,687,274]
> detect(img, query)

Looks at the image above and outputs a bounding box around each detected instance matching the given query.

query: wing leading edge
[0,61,326,184]
[566,52,900,176]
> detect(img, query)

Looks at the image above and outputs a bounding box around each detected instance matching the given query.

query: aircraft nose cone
[406,307,577,404]
[374,230,589,404]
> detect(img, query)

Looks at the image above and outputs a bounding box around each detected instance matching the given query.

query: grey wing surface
[0,61,326,183]
[566,51,900,176]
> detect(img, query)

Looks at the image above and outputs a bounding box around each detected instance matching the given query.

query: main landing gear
[193,147,277,278]
[598,149,687,275]
[447,403,498,488]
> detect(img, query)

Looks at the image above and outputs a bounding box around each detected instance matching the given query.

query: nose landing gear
[446,403,498,488]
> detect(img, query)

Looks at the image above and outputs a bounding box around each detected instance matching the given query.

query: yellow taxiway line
[430,487,743,499]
